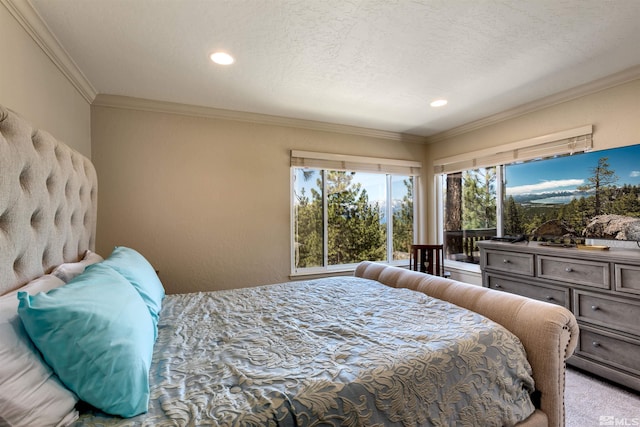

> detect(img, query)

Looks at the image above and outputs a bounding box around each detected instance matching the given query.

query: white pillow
[51,250,104,283]
[0,275,79,427]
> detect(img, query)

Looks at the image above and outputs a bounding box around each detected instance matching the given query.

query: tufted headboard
[0,105,97,295]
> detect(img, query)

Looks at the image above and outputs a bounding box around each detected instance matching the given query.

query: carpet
[565,367,640,427]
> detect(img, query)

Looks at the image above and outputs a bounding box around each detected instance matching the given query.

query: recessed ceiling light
[430,99,448,107]
[210,52,234,65]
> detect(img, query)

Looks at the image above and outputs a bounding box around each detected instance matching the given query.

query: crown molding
[3,0,97,103]
[427,65,640,144]
[93,94,427,143]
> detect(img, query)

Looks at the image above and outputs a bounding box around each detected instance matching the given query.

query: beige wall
[91,80,639,293]
[425,78,640,241]
[0,3,91,157]
[91,104,426,293]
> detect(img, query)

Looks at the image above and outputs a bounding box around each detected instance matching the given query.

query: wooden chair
[409,244,449,277]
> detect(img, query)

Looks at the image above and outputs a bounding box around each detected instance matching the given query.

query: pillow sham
[101,246,165,326]
[0,274,79,427]
[51,249,104,283]
[17,264,155,418]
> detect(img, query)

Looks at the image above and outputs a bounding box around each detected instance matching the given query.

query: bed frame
[355,262,579,427]
[0,103,578,427]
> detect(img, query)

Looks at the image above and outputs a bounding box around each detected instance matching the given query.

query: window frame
[290,166,420,277]
[436,167,504,273]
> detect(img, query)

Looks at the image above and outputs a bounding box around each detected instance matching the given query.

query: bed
[0,104,578,427]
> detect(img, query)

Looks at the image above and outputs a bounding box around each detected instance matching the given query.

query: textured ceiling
[30,0,640,138]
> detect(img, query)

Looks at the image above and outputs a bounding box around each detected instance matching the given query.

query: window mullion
[322,170,329,268]
[496,166,504,237]
[386,175,393,262]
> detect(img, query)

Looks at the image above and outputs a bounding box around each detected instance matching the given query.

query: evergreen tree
[462,168,496,229]
[326,171,385,265]
[392,178,414,258]
[577,157,618,216]
[611,185,640,217]
[525,214,545,235]
[444,172,464,257]
[504,195,524,235]
[294,186,323,268]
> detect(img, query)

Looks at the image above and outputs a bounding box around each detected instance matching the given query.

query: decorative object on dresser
[479,240,640,393]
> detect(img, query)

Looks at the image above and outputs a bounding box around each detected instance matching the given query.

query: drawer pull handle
[592,341,601,348]
[565,267,573,272]
[494,284,502,289]
[545,296,554,301]
[502,259,510,264]
[591,305,600,311]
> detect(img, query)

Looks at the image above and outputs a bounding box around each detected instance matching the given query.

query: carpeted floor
[565,367,640,427]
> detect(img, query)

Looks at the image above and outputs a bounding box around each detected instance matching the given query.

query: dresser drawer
[484,250,534,276]
[577,325,640,377]
[486,273,568,307]
[538,255,609,289]
[574,290,640,336]
[615,263,640,295]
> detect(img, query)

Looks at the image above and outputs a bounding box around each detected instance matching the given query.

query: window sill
[444,260,481,274]
[290,262,410,281]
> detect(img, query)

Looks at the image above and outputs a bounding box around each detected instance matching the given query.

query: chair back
[410,244,445,276]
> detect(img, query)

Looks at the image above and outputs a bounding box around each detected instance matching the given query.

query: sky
[505,144,640,196]
[293,170,410,204]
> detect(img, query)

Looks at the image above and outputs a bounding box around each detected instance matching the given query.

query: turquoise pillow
[17,264,155,418]
[102,246,165,327]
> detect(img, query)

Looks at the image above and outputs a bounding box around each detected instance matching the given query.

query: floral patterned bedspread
[75,277,535,427]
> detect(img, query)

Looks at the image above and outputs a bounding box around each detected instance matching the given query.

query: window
[442,167,499,264]
[503,144,640,241]
[435,126,595,268]
[291,151,420,274]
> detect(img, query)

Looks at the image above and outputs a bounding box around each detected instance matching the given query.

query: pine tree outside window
[442,167,498,265]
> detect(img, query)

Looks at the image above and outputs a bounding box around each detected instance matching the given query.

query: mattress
[74,276,535,426]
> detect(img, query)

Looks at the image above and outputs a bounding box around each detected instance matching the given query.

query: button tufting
[62,243,71,258]
[46,174,56,193]
[72,157,82,173]
[42,248,53,270]
[65,181,73,198]
[71,211,80,225]
[54,145,63,160]
[30,209,42,228]
[31,131,46,153]
[54,208,63,227]
[0,210,8,234]
[19,166,31,192]
[13,256,24,275]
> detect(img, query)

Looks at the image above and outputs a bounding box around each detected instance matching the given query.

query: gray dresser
[478,240,640,392]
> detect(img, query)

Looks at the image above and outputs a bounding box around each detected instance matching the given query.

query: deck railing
[444,228,496,264]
